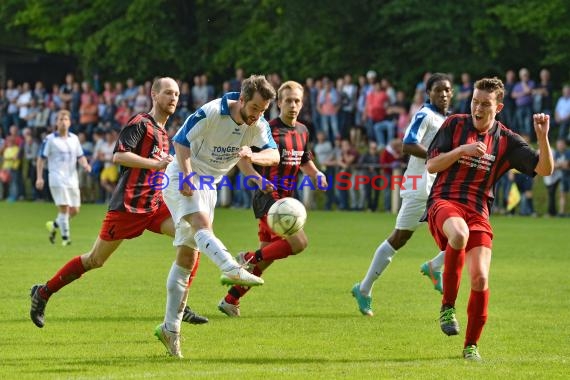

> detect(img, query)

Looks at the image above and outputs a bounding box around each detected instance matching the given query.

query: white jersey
[40,132,84,188]
[400,103,447,199]
[169,92,277,184]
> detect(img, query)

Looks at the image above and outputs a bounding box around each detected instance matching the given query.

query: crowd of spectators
[1,68,569,216]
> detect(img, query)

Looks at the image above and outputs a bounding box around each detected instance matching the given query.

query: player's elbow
[112,152,122,165]
[536,166,554,177]
[425,160,437,174]
[268,149,280,165]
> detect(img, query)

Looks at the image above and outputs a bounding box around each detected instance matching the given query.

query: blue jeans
[515,105,532,136]
[320,114,339,142]
[373,120,396,148]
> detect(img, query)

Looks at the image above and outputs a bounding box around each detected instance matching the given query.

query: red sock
[186,253,201,288]
[442,244,465,306]
[43,256,87,299]
[465,289,489,347]
[226,266,264,304]
[259,239,293,262]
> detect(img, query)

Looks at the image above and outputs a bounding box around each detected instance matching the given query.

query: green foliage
[2,0,570,88]
[1,203,569,378]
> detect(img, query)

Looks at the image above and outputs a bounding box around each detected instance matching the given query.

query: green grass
[1,202,569,379]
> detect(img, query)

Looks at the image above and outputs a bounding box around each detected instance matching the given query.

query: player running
[351,73,453,316]
[217,80,327,317]
[29,77,207,329]
[36,110,92,246]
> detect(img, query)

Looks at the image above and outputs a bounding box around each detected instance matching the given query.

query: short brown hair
[474,77,505,102]
[151,76,176,94]
[57,109,71,119]
[241,74,276,103]
[277,80,304,101]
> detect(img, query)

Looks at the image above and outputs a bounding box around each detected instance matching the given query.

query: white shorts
[49,186,81,207]
[394,196,427,231]
[163,180,217,249]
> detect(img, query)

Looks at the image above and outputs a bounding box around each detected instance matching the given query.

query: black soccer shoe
[182,306,209,324]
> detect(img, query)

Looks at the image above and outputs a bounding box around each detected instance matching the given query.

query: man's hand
[238,146,253,161]
[249,176,275,193]
[180,179,194,197]
[35,178,44,190]
[315,172,328,191]
[533,113,550,138]
[462,142,487,158]
[155,154,174,170]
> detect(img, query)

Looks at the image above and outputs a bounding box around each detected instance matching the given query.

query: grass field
[1,202,569,379]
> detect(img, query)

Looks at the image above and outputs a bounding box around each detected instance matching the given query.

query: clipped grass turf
[1,202,569,379]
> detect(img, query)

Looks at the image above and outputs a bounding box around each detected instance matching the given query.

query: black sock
[255,249,263,263]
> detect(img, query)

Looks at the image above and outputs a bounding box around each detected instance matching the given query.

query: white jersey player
[156,75,280,358]
[36,110,91,246]
[351,73,454,317]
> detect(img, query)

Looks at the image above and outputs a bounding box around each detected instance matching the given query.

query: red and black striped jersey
[426,114,539,218]
[108,113,170,213]
[255,118,313,199]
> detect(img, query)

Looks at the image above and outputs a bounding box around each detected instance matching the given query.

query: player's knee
[389,230,413,250]
[448,229,469,249]
[289,234,308,254]
[176,220,196,247]
[69,208,79,217]
[470,274,488,291]
[81,253,102,270]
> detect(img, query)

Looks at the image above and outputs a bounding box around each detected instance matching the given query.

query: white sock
[429,251,446,271]
[164,262,191,333]
[56,212,70,240]
[194,229,237,272]
[360,240,397,296]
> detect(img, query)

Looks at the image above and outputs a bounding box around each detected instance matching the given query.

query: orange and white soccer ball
[267,197,307,237]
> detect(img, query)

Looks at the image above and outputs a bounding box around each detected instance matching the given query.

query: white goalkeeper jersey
[40,132,85,188]
[170,92,277,183]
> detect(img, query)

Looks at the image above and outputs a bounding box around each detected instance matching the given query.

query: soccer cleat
[463,344,482,361]
[30,284,48,328]
[235,252,254,272]
[217,299,240,317]
[62,239,71,247]
[154,323,183,358]
[45,221,57,244]
[420,261,443,294]
[351,283,373,316]
[439,306,460,336]
[220,267,264,287]
[182,306,209,324]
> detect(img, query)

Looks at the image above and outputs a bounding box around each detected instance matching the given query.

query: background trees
[2,0,569,90]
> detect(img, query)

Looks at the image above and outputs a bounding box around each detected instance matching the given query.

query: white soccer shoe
[218,299,241,317]
[220,266,264,287]
[154,323,183,358]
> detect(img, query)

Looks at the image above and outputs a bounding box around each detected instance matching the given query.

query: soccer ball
[267,197,307,237]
